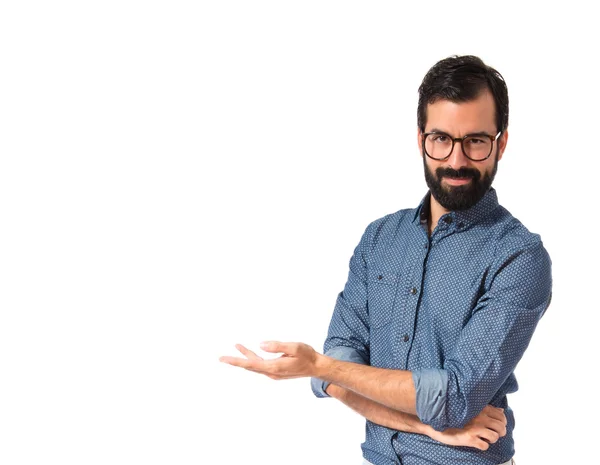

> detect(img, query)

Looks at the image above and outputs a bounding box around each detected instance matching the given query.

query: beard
[423,151,498,211]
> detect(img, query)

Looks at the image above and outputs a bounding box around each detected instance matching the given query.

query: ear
[497,130,508,161]
[417,128,424,157]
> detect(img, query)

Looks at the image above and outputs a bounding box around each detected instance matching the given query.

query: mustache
[436,167,480,180]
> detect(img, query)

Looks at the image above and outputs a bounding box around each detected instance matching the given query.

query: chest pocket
[367,269,401,328]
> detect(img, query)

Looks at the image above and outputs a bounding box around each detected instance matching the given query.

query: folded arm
[222,221,553,433]
[326,383,506,450]
[411,238,552,430]
[313,230,552,431]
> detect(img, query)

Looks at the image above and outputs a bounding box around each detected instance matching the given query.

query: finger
[472,438,490,451]
[475,410,507,436]
[221,355,288,378]
[260,341,298,355]
[475,427,500,445]
[219,356,266,371]
[480,417,506,436]
[235,344,264,361]
[483,405,506,423]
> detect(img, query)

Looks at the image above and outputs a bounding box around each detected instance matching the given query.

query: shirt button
[443,216,453,224]
[410,287,417,295]
[458,222,464,229]
[402,334,410,342]
[378,275,383,280]
[423,243,428,249]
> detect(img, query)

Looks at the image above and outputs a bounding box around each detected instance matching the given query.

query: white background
[1,1,598,464]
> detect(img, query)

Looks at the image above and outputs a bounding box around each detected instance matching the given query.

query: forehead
[425,90,496,134]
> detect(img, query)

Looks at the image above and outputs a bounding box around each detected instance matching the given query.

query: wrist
[314,352,332,380]
[417,422,437,438]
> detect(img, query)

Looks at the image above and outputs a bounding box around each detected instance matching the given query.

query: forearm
[327,384,431,435]
[315,355,417,415]
[327,383,509,452]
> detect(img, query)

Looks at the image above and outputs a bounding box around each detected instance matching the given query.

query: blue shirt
[311,188,552,465]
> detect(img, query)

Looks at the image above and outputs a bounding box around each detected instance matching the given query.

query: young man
[220,55,552,465]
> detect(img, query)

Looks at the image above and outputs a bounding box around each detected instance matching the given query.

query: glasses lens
[424,134,452,160]
[424,134,493,160]
[463,135,492,160]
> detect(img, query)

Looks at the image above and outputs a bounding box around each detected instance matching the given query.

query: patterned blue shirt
[311,188,552,465]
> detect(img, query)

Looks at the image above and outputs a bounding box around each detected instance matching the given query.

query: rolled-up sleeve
[413,237,552,430]
[311,218,386,398]
[412,368,449,423]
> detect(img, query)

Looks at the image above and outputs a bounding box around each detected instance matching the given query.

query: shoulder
[490,205,549,259]
[486,205,552,301]
[362,207,416,246]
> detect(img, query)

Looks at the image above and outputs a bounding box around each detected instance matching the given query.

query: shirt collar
[412,187,499,229]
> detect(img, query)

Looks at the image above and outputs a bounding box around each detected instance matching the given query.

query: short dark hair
[417,55,509,134]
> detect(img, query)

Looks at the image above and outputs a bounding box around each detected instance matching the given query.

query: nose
[446,139,471,169]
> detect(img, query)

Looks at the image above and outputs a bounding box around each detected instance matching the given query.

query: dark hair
[417,55,509,133]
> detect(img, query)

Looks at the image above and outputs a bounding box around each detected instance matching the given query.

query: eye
[466,137,485,145]
[432,134,449,143]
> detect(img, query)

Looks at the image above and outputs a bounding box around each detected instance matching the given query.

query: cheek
[424,158,438,172]
[483,158,498,174]
[424,160,436,177]
[478,164,493,178]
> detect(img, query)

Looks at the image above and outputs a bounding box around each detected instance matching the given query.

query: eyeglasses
[422,131,502,161]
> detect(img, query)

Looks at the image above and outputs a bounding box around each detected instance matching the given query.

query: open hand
[219,341,321,380]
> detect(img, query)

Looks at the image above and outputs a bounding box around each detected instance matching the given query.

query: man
[220,55,552,465]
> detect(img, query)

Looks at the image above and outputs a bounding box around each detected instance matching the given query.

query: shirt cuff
[310,346,369,398]
[412,368,449,426]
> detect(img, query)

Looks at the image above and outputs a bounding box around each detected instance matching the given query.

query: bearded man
[220,55,552,465]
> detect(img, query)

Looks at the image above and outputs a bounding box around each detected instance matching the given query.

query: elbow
[421,394,475,431]
[414,368,479,431]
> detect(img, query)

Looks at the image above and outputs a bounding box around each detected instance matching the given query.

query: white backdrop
[1,1,598,464]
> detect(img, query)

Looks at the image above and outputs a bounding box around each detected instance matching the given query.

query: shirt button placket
[398,287,418,355]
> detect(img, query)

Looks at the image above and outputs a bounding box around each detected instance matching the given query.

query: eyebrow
[428,128,494,137]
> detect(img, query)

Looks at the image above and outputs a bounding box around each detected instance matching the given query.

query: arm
[221,234,551,432]
[311,218,386,398]
[326,384,507,451]
[412,238,553,430]
[314,356,417,413]
[222,343,506,450]
[326,383,422,433]
[313,238,552,429]
[220,216,419,410]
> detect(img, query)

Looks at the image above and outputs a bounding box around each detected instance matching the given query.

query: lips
[444,177,472,185]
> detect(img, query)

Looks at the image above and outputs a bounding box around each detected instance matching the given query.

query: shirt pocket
[367,269,401,328]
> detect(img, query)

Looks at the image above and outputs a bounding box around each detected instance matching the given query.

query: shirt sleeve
[412,236,553,430]
[310,218,384,398]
